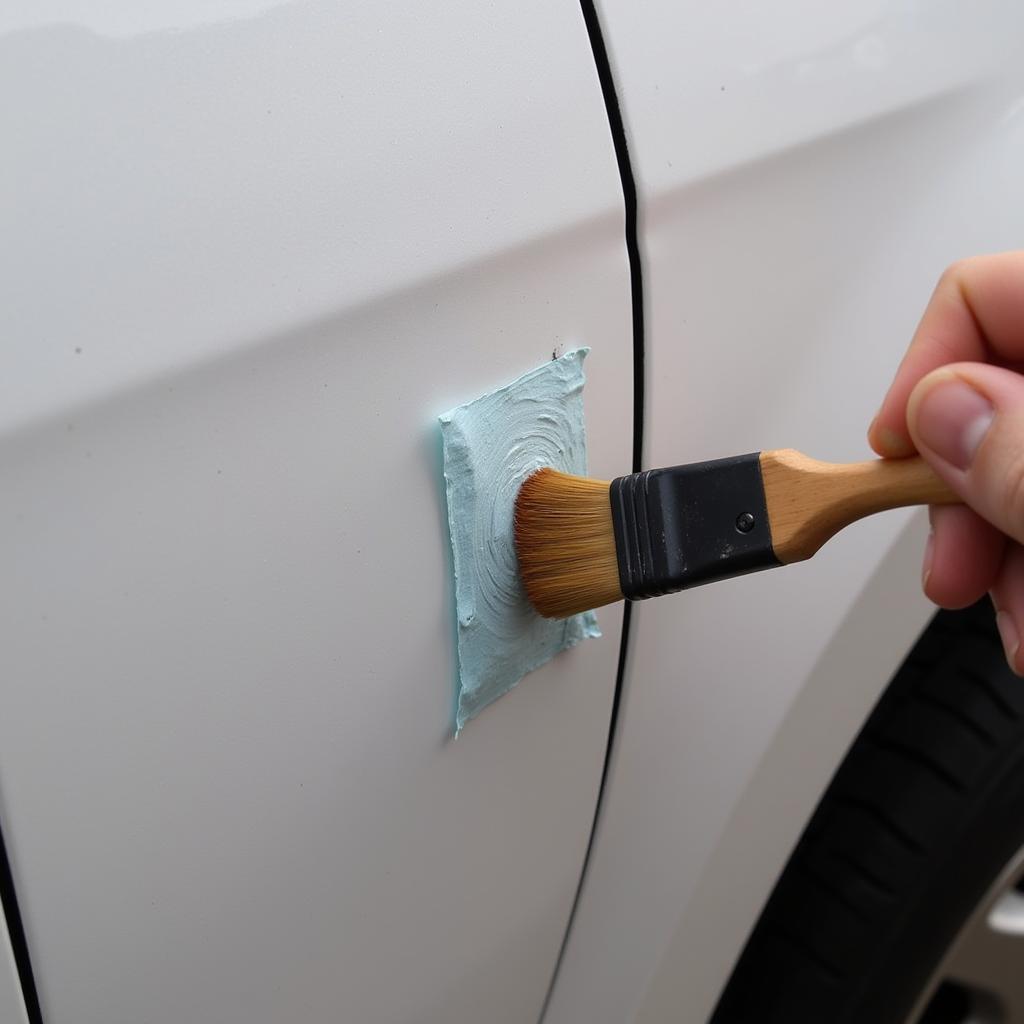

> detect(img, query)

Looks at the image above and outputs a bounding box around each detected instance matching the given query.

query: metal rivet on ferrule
[735,512,755,533]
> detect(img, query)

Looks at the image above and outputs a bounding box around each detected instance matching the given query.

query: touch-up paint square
[439,349,600,731]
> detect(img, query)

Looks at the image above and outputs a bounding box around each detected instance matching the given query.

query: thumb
[908,362,1024,546]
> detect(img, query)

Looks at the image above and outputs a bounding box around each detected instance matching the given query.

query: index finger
[869,251,1024,457]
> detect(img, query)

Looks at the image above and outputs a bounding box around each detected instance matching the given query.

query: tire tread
[711,600,1024,1024]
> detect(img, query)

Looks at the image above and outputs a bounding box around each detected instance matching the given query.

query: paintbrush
[513,450,958,619]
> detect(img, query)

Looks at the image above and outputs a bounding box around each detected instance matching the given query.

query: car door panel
[0,3,632,1021]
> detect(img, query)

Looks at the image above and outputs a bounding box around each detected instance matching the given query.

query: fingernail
[876,426,914,457]
[922,530,934,590]
[914,378,993,470]
[996,611,1020,674]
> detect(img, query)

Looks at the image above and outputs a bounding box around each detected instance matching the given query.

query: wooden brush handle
[760,449,959,564]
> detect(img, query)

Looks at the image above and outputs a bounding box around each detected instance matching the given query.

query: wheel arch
[633,512,937,1022]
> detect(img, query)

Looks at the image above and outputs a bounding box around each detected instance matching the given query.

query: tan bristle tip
[514,468,623,619]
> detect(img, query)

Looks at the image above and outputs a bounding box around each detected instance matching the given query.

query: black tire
[711,598,1024,1024]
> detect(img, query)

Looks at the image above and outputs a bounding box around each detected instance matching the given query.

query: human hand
[869,251,1024,674]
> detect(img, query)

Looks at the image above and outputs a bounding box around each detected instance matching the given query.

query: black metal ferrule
[609,452,780,601]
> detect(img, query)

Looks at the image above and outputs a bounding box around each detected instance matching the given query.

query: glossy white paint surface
[0,916,28,1024]
[547,3,1024,1022]
[0,1,619,437]
[0,3,632,1022]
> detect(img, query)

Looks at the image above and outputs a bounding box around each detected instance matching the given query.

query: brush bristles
[513,468,623,619]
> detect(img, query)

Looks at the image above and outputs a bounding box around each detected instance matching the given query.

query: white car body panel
[546,3,1024,1022]
[0,918,28,1024]
[6,2,1024,1022]
[0,3,634,1021]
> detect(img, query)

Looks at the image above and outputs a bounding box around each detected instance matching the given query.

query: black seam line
[0,818,44,1023]
[538,0,645,1019]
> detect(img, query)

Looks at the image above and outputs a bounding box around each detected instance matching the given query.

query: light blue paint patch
[439,349,600,731]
